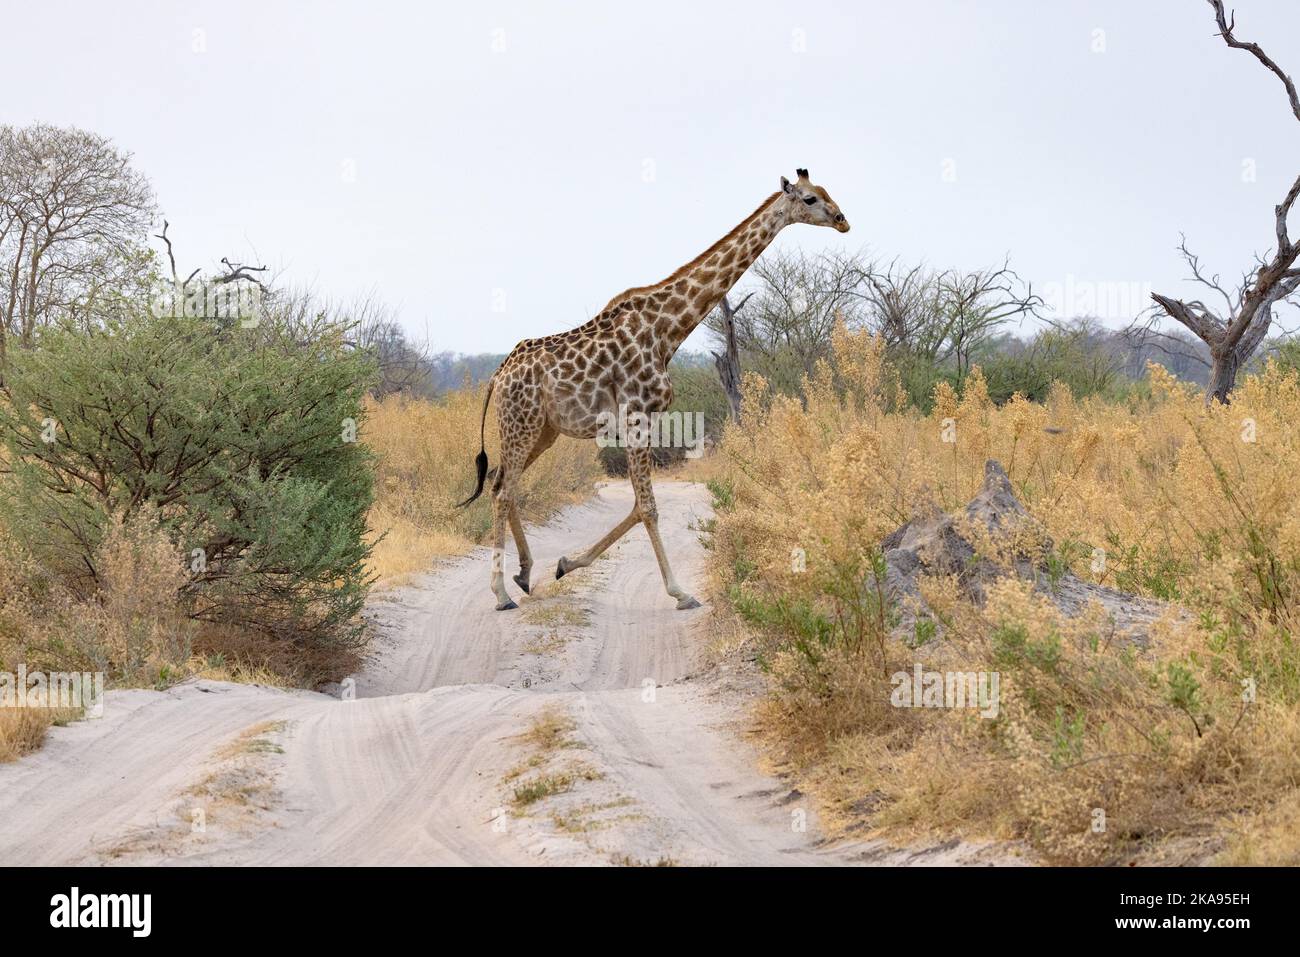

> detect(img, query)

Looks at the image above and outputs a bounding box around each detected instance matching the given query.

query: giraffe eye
[803,196,818,206]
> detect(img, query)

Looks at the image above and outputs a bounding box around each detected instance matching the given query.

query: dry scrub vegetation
[0,382,600,761]
[363,387,599,585]
[0,509,276,758]
[0,299,381,762]
[705,325,1300,864]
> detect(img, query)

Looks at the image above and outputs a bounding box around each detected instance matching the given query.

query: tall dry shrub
[708,322,1300,863]
[1,510,192,683]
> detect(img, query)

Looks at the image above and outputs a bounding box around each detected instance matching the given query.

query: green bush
[666,360,731,439]
[891,351,961,413]
[977,329,1123,404]
[1267,339,1300,378]
[0,306,377,650]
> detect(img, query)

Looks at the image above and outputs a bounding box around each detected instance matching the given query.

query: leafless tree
[152,219,271,331]
[938,260,1043,376]
[353,305,433,397]
[705,249,863,394]
[849,256,1040,372]
[0,124,155,371]
[851,258,945,352]
[705,250,1039,400]
[709,292,753,422]
[262,284,428,395]
[1149,0,1300,403]
[1117,320,1213,385]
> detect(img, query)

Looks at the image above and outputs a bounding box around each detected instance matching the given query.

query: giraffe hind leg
[509,504,531,594]
[508,426,557,594]
[491,487,517,611]
[490,449,529,611]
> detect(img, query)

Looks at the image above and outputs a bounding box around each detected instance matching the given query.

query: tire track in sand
[0,481,1024,866]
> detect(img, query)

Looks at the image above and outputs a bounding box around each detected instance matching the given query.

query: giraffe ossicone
[458,169,851,611]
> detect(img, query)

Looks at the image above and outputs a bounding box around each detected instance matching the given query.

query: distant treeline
[370,249,1278,413]
[369,334,716,399]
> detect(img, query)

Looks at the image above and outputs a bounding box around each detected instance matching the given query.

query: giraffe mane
[596,191,783,314]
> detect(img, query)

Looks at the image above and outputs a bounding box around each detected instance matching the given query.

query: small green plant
[511,773,575,808]
[910,616,937,648]
[990,622,1062,673]
[1104,533,1183,601]
[731,547,898,682]
[731,589,835,673]
[1164,661,1205,737]
[706,477,735,511]
[1049,707,1086,767]
[1044,539,1088,592]
[731,550,757,585]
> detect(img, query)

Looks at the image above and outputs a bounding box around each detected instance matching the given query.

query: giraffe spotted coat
[463,169,850,610]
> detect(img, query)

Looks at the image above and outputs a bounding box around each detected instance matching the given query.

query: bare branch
[154,219,179,287]
[1176,234,1238,314]
[1147,4,1300,401]
[1208,0,1300,124]
[215,257,268,286]
[1150,292,1224,343]
[1277,173,1300,254]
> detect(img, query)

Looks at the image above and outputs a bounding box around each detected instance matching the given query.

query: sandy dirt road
[0,481,1018,866]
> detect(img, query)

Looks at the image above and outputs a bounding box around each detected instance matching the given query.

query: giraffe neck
[652,192,789,359]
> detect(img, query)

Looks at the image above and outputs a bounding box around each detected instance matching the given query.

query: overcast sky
[5,0,1298,354]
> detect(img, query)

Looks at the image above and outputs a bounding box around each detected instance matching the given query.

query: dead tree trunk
[1150,0,1300,404]
[711,292,752,423]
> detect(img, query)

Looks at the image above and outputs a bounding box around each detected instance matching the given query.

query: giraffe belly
[545,387,611,440]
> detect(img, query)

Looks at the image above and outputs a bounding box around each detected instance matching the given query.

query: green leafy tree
[0,303,377,650]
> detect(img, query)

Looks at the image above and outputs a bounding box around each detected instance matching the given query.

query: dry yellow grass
[1,509,191,671]
[0,459,355,766]
[673,448,729,486]
[517,706,581,753]
[1218,785,1300,866]
[0,708,79,763]
[0,510,198,761]
[707,324,1300,864]
[363,388,601,586]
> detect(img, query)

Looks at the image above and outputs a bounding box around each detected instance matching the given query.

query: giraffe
[458,168,850,611]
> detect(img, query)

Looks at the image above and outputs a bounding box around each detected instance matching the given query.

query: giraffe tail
[455,375,496,508]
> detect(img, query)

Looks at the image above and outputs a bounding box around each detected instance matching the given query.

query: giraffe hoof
[555,558,569,580]
[513,571,531,594]
[495,599,518,611]
[676,595,702,611]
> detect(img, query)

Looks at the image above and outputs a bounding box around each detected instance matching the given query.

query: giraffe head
[780,168,850,233]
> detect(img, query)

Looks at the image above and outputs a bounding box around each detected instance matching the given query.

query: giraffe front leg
[556,508,640,579]
[627,448,701,610]
[490,488,517,611]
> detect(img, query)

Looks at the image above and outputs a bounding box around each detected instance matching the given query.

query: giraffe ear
[781,176,793,194]
[796,168,810,182]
